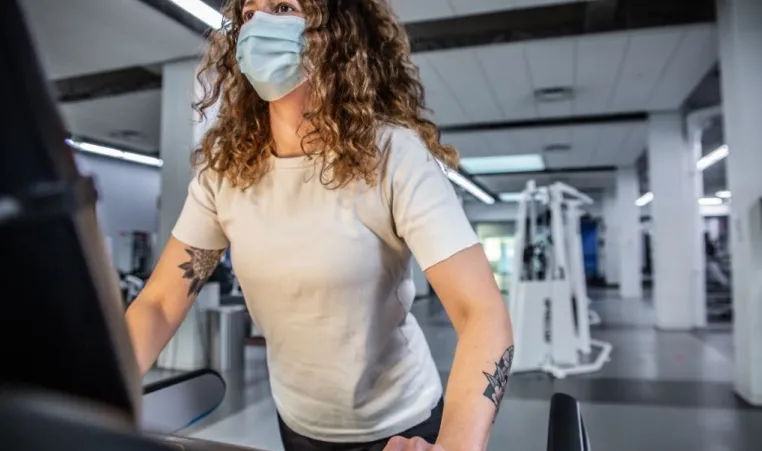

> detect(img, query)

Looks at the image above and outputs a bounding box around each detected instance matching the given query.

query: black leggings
[277,399,444,451]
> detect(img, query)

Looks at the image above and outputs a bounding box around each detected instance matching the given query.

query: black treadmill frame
[0,0,141,423]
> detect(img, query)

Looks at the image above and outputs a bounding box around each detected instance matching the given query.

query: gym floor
[150,290,761,451]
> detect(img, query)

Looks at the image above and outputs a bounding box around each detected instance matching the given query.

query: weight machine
[509,181,612,379]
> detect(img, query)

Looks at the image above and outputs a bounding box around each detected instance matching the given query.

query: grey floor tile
[491,399,762,451]
[169,292,759,451]
[585,329,734,382]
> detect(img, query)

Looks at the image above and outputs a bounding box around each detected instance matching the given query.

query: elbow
[460,300,513,343]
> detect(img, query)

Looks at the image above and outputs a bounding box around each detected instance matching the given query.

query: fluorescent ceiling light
[460,154,545,175]
[67,139,163,168]
[166,0,224,29]
[499,191,549,203]
[636,192,728,208]
[699,197,723,206]
[716,190,731,199]
[635,192,654,207]
[437,161,494,204]
[447,170,495,205]
[499,192,522,202]
[697,145,729,171]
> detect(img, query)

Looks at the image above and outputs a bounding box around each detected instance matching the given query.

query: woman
[126,1,514,450]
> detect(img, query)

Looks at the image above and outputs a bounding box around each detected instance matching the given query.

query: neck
[269,85,312,158]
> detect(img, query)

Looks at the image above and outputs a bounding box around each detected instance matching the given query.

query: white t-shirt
[172,125,478,442]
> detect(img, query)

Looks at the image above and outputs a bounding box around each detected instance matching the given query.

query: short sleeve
[388,129,479,270]
[171,170,230,250]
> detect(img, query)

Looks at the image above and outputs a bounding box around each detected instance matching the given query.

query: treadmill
[0,1,589,449]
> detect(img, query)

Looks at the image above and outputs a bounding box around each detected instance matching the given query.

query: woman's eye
[273,3,296,14]
[242,11,255,22]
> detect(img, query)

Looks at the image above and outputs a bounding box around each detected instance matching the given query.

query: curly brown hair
[194,0,458,189]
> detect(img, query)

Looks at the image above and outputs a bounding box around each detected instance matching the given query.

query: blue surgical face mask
[236,12,307,102]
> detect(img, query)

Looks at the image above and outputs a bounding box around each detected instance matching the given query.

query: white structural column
[156,58,216,371]
[601,190,620,286]
[647,112,702,330]
[616,167,642,299]
[157,58,201,252]
[717,0,762,405]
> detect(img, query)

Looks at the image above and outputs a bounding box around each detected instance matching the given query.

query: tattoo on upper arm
[178,247,225,297]
[483,345,514,423]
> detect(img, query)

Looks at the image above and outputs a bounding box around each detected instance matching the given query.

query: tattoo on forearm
[178,247,225,297]
[482,345,514,423]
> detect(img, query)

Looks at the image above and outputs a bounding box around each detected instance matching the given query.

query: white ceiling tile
[450,0,516,15]
[61,89,162,153]
[573,34,629,115]
[590,124,633,166]
[541,126,573,150]
[414,54,470,125]
[648,25,718,110]
[570,125,602,166]
[608,28,684,112]
[525,40,576,117]
[477,44,539,120]
[481,131,521,155]
[509,129,543,155]
[21,0,203,79]
[616,123,648,166]
[476,170,615,195]
[544,152,571,169]
[441,133,492,158]
[388,0,454,22]
[541,127,574,169]
[515,0,581,7]
[425,50,505,123]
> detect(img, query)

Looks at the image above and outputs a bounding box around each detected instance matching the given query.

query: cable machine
[509,181,612,379]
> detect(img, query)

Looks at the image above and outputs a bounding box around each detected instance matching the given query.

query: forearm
[436,312,513,451]
[125,299,177,377]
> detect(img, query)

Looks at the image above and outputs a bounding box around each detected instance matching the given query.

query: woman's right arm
[125,236,226,376]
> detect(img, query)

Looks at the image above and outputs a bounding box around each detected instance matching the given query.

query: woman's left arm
[382,130,514,451]
[426,244,513,451]
[384,243,513,451]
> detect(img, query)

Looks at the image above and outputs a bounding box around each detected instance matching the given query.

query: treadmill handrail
[143,369,225,395]
[546,393,589,451]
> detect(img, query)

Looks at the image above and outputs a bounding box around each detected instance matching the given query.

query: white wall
[464,202,520,222]
[75,153,161,242]
[464,197,602,223]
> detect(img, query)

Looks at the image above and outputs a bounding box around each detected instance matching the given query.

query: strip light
[447,170,495,205]
[166,0,224,29]
[499,191,549,203]
[437,161,495,204]
[716,190,731,199]
[66,139,163,168]
[635,192,727,207]
[697,145,729,171]
[635,192,654,207]
[699,197,723,206]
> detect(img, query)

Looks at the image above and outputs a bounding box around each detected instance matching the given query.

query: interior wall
[75,153,161,242]
[464,197,603,223]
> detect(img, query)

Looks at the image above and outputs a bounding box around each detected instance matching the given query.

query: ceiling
[478,170,615,195]
[443,121,648,168]
[60,89,162,153]
[20,0,203,79]
[414,24,716,126]
[22,0,721,201]
[390,0,584,22]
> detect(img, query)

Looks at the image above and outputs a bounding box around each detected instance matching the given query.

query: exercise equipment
[0,1,590,449]
[509,181,612,379]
